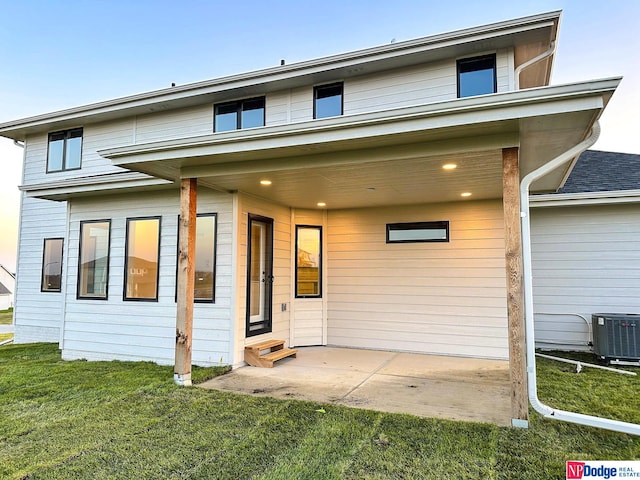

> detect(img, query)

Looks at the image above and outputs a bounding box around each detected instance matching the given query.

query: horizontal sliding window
[41,238,63,292]
[296,225,322,298]
[386,221,449,243]
[214,97,265,132]
[47,128,82,172]
[125,217,161,301]
[78,220,110,299]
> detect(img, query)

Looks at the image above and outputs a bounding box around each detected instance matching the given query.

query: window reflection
[296,226,322,297]
[125,217,160,301]
[78,220,110,299]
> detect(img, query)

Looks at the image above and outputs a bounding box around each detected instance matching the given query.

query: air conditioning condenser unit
[592,313,640,362]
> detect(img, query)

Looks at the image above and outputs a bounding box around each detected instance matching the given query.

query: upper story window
[47,128,83,172]
[457,55,496,98]
[314,82,343,119]
[214,97,265,132]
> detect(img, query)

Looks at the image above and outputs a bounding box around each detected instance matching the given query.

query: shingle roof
[0,282,10,295]
[559,150,640,194]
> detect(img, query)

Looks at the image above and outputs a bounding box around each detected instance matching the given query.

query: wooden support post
[175,178,197,386]
[502,147,529,426]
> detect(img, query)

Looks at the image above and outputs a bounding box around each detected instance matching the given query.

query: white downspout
[521,121,640,436]
[515,41,556,90]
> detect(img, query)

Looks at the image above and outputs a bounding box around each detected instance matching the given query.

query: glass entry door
[246,214,274,337]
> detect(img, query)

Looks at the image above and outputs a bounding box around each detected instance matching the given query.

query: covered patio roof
[98,79,618,209]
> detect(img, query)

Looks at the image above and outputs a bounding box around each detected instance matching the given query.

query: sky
[0,0,639,272]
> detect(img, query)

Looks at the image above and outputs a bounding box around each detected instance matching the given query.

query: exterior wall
[290,209,326,346]
[326,200,509,359]
[234,194,291,366]
[530,203,640,351]
[61,188,234,366]
[13,195,67,343]
[23,120,133,185]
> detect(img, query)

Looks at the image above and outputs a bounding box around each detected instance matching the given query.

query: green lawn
[0,344,638,479]
[0,308,13,325]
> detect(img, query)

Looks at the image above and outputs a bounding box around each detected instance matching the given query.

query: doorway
[246,214,274,337]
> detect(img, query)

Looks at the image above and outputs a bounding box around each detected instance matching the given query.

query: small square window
[386,221,449,243]
[214,97,265,132]
[47,128,82,172]
[457,55,496,98]
[314,82,343,119]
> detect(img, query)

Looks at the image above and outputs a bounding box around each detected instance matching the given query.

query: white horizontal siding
[135,105,213,143]
[327,201,508,359]
[531,203,640,351]
[343,49,512,116]
[291,209,325,346]
[62,188,234,366]
[23,120,133,185]
[235,195,291,365]
[13,195,67,343]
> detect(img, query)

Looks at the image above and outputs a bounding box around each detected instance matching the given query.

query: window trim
[123,216,162,302]
[174,213,218,303]
[456,54,497,98]
[214,96,266,132]
[77,219,111,300]
[40,237,64,293]
[295,225,323,299]
[386,221,450,244]
[313,82,344,119]
[47,128,83,173]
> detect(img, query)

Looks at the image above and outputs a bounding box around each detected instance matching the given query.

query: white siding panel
[135,105,213,143]
[531,203,640,351]
[327,201,508,359]
[62,188,234,366]
[13,195,67,343]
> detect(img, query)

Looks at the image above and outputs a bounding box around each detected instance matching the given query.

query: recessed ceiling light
[460,192,472,197]
[317,202,326,207]
[442,163,457,170]
[260,180,272,186]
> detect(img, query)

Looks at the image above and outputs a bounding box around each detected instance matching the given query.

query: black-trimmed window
[386,221,449,243]
[78,220,111,299]
[295,225,322,298]
[41,238,63,292]
[214,97,265,132]
[314,82,343,119]
[175,213,217,302]
[457,55,496,98]
[47,128,83,172]
[124,217,161,301]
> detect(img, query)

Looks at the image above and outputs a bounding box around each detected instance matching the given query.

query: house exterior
[530,150,640,351]
[0,264,15,310]
[0,11,621,423]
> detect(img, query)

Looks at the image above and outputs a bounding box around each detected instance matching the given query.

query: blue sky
[0,0,639,270]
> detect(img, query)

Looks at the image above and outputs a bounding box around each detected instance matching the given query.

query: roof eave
[0,10,561,140]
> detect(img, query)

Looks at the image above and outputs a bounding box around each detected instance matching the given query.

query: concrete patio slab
[200,346,511,426]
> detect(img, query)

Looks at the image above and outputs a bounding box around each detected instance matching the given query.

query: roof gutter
[520,121,640,436]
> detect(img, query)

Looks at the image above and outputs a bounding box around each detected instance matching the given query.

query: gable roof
[0,282,10,295]
[559,150,640,193]
[0,10,560,140]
